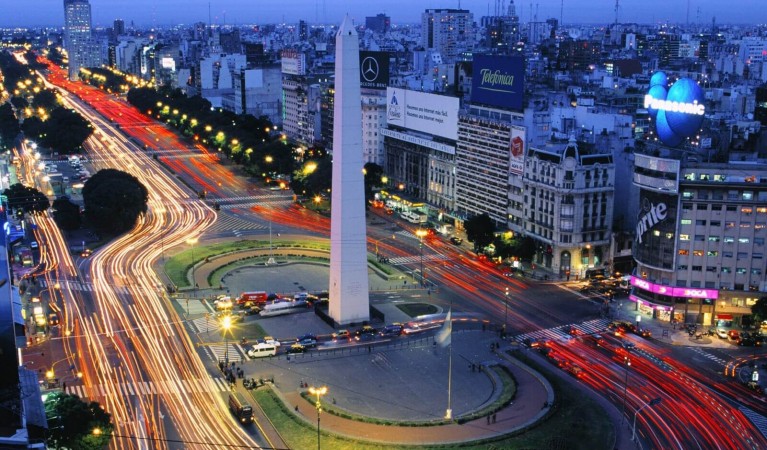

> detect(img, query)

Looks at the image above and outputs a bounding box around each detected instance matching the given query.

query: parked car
[332,329,351,342]
[449,236,463,245]
[728,330,741,341]
[716,329,729,339]
[355,325,377,337]
[259,336,281,347]
[633,327,652,338]
[297,334,318,348]
[379,323,404,337]
[286,343,306,354]
[214,297,233,310]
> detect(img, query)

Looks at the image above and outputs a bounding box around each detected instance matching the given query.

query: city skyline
[2,0,767,28]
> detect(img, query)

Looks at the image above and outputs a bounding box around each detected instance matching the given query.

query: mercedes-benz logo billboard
[359,51,389,90]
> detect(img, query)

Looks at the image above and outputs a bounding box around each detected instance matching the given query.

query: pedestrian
[492,413,497,424]
[486,415,490,425]
[294,405,299,412]
[62,381,66,392]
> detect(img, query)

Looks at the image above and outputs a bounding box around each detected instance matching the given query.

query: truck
[236,291,268,305]
[228,392,253,424]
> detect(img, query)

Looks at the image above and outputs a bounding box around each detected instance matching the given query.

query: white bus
[400,211,427,224]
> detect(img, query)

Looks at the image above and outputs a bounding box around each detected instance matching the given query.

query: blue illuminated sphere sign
[645,71,705,147]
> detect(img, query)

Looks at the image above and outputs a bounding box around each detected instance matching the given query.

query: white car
[715,329,729,339]
[259,336,281,347]
[214,297,233,310]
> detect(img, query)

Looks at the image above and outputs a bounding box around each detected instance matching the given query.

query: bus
[400,211,427,224]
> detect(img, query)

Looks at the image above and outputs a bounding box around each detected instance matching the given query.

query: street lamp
[632,397,662,441]
[415,229,428,286]
[308,385,328,450]
[221,315,232,368]
[622,355,631,425]
[503,287,510,338]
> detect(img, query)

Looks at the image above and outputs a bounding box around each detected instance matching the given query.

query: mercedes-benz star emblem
[361,56,379,82]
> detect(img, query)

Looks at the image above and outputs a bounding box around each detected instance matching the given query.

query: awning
[716,314,733,320]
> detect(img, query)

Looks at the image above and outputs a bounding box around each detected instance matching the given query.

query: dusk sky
[2,0,767,28]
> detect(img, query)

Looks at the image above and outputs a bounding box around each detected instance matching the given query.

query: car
[80,248,93,258]
[355,325,377,337]
[379,323,404,337]
[259,336,281,347]
[716,328,729,339]
[297,334,318,348]
[286,343,306,354]
[48,313,60,326]
[633,327,652,338]
[728,330,741,341]
[356,332,376,342]
[214,297,233,310]
[332,329,351,341]
[566,363,584,378]
[449,236,463,245]
[621,341,636,351]
[738,337,760,347]
[243,305,261,315]
[567,326,580,336]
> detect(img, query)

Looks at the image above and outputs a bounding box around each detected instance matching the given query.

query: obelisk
[328,15,370,325]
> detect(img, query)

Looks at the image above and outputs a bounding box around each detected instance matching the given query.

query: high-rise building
[113,18,125,39]
[63,0,99,80]
[421,9,474,63]
[365,13,390,34]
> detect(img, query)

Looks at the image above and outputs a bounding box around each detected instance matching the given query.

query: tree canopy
[45,392,112,450]
[3,183,50,215]
[291,157,332,199]
[22,107,93,154]
[52,196,82,230]
[464,213,497,253]
[82,169,148,233]
[363,162,385,205]
[752,297,767,322]
[0,103,20,149]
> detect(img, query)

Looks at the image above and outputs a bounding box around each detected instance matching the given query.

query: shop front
[629,276,718,324]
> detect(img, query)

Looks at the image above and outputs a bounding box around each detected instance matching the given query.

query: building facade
[64,0,99,80]
[421,9,474,63]
[631,154,767,326]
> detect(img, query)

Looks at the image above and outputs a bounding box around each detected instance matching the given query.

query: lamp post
[503,287,510,338]
[308,385,328,450]
[186,237,199,304]
[222,315,232,368]
[632,398,662,441]
[622,355,631,425]
[415,229,428,286]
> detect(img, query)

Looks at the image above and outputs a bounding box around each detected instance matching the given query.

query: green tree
[3,183,49,215]
[752,297,767,322]
[45,392,112,450]
[82,169,148,233]
[363,162,384,205]
[291,157,332,199]
[31,88,60,111]
[0,103,20,148]
[52,197,82,230]
[40,107,93,153]
[464,213,496,253]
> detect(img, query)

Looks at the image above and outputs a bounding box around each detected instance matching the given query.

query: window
[710,221,721,227]
[707,266,718,272]
[714,174,726,181]
[681,219,692,225]
[738,252,748,259]
[739,238,750,244]
[696,220,707,226]
[752,269,763,275]
[758,207,767,214]
[678,249,689,256]
[743,191,753,201]
[736,268,747,274]
[677,265,688,270]
[682,203,693,211]
[723,251,733,258]
[725,222,735,229]
[754,253,763,259]
[724,237,735,243]
[740,223,751,229]
[700,174,710,181]
[708,236,720,242]
[711,204,722,210]
[697,204,708,210]
[680,234,690,241]
[692,265,702,271]
[682,191,694,199]
[756,238,765,245]
[707,251,719,256]
[756,223,766,230]
[695,235,705,241]
[684,173,695,181]
[722,267,732,273]
[727,205,737,212]
[742,207,753,214]
[693,250,704,256]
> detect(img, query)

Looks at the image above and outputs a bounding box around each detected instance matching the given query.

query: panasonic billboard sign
[646,71,705,147]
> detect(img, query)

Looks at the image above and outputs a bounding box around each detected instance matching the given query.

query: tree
[52,197,82,230]
[0,103,20,148]
[3,183,49,215]
[45,392,112,450]
[40,107,93,153]
[363,162,385,205]
[291,157,332,199]
[82,169,148,233]
[752,297,767,322]
[464,213,496,253]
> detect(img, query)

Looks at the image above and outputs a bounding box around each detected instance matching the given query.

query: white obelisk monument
[328,15,370,325]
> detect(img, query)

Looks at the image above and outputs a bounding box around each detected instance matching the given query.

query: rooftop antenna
[529,2,532,23]
[208,2,212,36]
[535,3,539,21]
[560,0,564,26]
[686,0,690,26]
[614,0,619,25]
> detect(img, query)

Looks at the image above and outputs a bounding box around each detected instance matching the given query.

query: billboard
[281,49,306,75]
[471,54,525,110]
[386,88,459,141]
[359,51,389,90]
[646,71,705,147]
[509,125,526,175]
[634,189,678,271]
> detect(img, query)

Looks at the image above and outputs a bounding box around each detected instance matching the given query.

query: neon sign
[630,276,718,299]
[646,72,705,147]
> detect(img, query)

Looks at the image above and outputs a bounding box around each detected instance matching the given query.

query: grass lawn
[397,303,439,318]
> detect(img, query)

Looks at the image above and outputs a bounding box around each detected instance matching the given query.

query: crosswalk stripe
[387,254,449,265]
[512,318,611,343]
[739,406,767,439]
[63,378,231,400]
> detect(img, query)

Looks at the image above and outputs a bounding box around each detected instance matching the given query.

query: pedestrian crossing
[64,377,231,399]
[386,253,450,265]
[739,406,767,440]
[689,347,728,366]
[512,318,611,343]
[205,342,247,363]
[190,316,220,333]
[39,279,136,296]
[206,213,268,234]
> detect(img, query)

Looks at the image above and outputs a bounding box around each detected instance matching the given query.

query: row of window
[679,236,765,244]
[681,204,767,213]
[677,265,763,275]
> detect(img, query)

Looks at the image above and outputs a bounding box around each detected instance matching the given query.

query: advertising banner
[471,54,525,110]
[634,189,678,270]
[386,88,459,141]
[646,71,705,147]
[280,50,305,75]
[509,125,526,175]
[359,51,389,90]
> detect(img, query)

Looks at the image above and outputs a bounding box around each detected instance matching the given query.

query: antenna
[686,0,690,26]
[614,0,619,25]
[208,2,212,36]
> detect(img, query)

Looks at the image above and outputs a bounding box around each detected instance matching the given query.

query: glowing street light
[222,315,232,367]
[308,386,328,450]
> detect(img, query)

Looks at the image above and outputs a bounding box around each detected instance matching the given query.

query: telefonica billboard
[646,71,705,147]
[471,54,525,110]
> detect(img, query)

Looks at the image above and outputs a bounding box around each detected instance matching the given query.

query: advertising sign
[646,71,705,147]
[386,88,459,141]
[471,54,525,110]
[634,189,678,270]
[630,276,719,299]
[359,51,389,90]
[281,49,305,75]
[509,125,526,175]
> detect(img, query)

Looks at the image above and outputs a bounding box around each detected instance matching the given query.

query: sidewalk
[270,345,554,445]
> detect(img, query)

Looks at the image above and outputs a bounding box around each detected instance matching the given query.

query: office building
[365,14,390,34]
[421,9,474,63]
[63,0,100,80]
